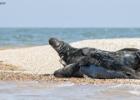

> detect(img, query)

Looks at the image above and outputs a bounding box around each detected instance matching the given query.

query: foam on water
[129,90,140,96]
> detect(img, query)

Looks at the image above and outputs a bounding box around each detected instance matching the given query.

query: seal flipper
[80,65,129,79]
[59,56,67,67]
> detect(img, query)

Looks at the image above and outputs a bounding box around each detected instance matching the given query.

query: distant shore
[0,38,140,84]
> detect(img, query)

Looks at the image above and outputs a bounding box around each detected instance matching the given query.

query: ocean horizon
[0,28,140,48]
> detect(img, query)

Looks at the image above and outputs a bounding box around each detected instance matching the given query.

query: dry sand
[0,38,140,75]
[0,38,140,84]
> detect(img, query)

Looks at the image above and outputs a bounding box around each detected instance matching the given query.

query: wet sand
[1,60,139,85]
[0,71,139,85]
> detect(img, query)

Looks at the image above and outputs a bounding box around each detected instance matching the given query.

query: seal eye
[55,42,61,47]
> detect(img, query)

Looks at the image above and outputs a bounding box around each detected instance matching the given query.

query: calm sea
[0,81,140,100]
[0,28,140,48]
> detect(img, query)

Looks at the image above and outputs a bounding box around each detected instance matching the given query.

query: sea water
[0,81,140,100]
[0,28,140,48]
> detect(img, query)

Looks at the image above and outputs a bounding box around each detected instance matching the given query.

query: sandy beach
[0,38,140,84]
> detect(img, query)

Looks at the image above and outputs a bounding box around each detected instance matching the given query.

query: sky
[0,0,140,28]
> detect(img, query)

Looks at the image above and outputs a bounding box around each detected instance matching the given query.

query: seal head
[49,37,76,58]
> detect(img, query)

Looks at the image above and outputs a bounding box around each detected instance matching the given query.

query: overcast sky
[0,0,140,27]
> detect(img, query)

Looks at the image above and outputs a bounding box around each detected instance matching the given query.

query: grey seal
[49,38,140,79]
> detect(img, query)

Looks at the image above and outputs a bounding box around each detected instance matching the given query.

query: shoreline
[0,37,140,50]
[0,71,140,85]
[1,62,140,85]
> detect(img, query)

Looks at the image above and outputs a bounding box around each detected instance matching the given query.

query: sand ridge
[0,38,140,74]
